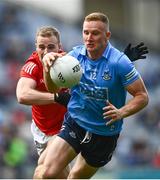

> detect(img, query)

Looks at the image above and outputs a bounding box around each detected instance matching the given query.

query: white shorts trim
[31,120,56,155]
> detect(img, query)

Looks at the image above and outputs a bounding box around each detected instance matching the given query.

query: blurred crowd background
[0,0,160,179]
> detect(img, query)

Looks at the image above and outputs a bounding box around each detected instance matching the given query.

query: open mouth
[86,43,94,48]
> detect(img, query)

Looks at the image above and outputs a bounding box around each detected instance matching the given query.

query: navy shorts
[58,113,119,167]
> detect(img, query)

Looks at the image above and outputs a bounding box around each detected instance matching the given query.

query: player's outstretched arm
[124,42,149,62]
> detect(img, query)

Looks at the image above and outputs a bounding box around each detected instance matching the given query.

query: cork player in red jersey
[16,26,70,178]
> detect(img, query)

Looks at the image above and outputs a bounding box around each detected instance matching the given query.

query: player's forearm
[119,93,149,118]
[17,88,55,105]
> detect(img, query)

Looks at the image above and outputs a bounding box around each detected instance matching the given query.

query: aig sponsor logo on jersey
[102,71,111,80]
[79,82,108,101]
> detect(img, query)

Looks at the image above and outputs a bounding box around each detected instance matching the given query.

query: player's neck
[87,46,106,60]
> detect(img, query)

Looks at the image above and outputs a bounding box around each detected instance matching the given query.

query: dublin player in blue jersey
[34,12,149,179]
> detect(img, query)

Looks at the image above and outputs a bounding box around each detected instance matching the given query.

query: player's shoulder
[69,45,85,58]
[108,45,129,65]
[24,52,40,67]
[22,61,37,72]
[72,45,84,51]
[26,51,39,63]
[110,46,124,59]
[22,52,40,74]
[111,47,134,73]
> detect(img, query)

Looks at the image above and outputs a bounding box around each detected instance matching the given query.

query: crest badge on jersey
[102,71,111,80]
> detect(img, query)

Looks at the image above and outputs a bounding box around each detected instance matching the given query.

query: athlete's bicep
[125,77,148,97]
[16,77,37,98]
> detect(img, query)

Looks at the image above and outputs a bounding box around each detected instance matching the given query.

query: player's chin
[86,46,95,52]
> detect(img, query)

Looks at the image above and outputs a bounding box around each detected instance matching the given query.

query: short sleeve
[20,61,39,82]
[117,54,140,86]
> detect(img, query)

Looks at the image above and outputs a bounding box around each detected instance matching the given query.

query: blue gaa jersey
[67,42,140,136]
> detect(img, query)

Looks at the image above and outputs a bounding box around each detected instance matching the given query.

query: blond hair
[84,12,109,31]
[36,26,61,43]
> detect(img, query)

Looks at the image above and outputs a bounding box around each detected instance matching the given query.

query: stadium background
[0,0,160,178]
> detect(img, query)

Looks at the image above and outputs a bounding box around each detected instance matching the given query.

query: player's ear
[106,31,111,40]
[35,38,37,47]
[58,43,63,53]
[35,42,37,48]
[35,43,38,51]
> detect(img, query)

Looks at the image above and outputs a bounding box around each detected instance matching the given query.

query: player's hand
[55,91,71,107]
[42,52,64,72]
[124,42,149,62]
[103,101,123,126]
